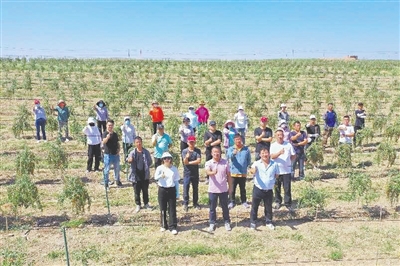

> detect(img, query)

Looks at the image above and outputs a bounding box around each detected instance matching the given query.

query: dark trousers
[87,144,101,171]
[274,173,292,206]
[35,118,46,140]
[158,187,177,230]
[183,176,199,206]
[154,157,163,169]
[209,192,230,225]
[205,149,213,180]
[123,143,133,160]
[230,177,247,204]
[133,179,149,206]
[97,120,106,137]
[180,141,188,153]
[250,186,273,223]
[152,122,163,134]
[292,152,305,178]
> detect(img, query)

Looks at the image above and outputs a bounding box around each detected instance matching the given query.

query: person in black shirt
[354,102,367,146]
[254,116,273,160]
[182,136,202,211]
[128,136,153,213]
[203,120,222,184]
[102,119,122,188]
[305,115,321,149]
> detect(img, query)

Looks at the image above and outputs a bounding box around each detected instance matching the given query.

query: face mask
[153,104,158,108]
[99,103,104,108]
[227,124,232,129]
[35,104,40,108]
[125,120,130,125]
[89,123,95,127]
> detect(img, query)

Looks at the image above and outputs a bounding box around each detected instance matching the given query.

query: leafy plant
[329,128,340,147]
[305,140,324,167]
[44,139,68,178]
[355,127,374,146]
[347,171,377,205]
[15,145,36,176]
[386,170,400,206]
[59,176,91,214]
[335,144,352,168]
[7,174,42,215]
[375,142,397,167]
[12,104,33,138]
[297,185,327,214]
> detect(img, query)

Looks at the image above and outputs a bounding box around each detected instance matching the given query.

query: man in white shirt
[270,128,296,211]
[338,115,355,145]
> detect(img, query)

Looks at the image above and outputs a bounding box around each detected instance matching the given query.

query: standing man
[52,99,70,141]
[121,116,136,160]
[179,117,195,153]
[249,148,280,230]
[278,103,290,124]
[182,136,202,211]
[270,128,296,211]
[305,115,321,149]
[227,134,252,209]
[93,100,109,136]
[82,117,102,173]
[149,101,164,134]
[338,115,355,145]
[195,100,209,125]
[322,103,338,146]
[205,146,233,232]
[204,121,222,184]
[127,136,153,213]
[32,99,47,143]
[233,105,249,144]
[152,124,172,169]
[254,116,273,160]
[354,102,366,146]
[289,121,308,180]
[102,119,122,188]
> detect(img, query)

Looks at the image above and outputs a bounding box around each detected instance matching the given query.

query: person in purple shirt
[289,121,308,180]
[93,100,109,136]
[322,103,338,146]
[205,146,233,232]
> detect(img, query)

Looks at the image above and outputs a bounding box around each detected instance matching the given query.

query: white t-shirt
[338,124,354,144]
[270,141,296,174]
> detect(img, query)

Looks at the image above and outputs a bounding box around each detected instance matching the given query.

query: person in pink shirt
[205,146,233,232]
[195,100,210,125]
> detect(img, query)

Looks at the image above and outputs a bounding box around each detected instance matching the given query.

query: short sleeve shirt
[205,158,230,194]
[289,130,308,154]
[152,133,172,158]
[254,127,273,152]
[270,141,296,174]
[204,130,222,152]
[181,147,201,178]
[251,160,280,190]
[102,131,119,155]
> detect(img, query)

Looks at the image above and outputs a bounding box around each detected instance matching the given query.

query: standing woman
[93,100,109,136]
[149,101,164,134]
[179,117,194,153]
[33,99,47,143]
[154,152,180,235]
[52,99,70,141]
[233,105,249,144]
[223,120,237,151]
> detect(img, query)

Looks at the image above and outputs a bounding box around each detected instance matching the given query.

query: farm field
[1,58,400,265]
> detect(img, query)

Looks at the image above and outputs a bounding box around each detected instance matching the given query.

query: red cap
[34,99,40,104]
[188,136,196,142]
[260,116,268,122]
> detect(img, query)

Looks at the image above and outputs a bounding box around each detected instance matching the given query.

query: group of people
[32,98,366,235]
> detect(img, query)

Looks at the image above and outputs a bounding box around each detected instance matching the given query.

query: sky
[1,0,399,60]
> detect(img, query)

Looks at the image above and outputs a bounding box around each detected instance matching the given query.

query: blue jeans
[237,128,246,144]
[103,154,120,183]
[292,153,305,178]
[209,192,230,225]
[35,118,46,140]
[183,176,199,206]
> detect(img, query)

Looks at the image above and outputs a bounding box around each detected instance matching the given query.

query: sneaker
[183,205,188,212]
[94,169,101,172]
[171,229,178,235]
[135,205,141,213]
[242,202,250,209]
[108,181,115,186]
[160,227,166,232]
[208,224,215,232]
[286,206,294,212]
[266,223,275,230]
[43,140,47,143]
[116,181,123,187]
[193,204,201,210]
[224,223,232,231]
[36,140,41,143]
[274,203,281,210]
[86,170,91,174]
[228,202,234,210]
[144,204,152,210]
[250,223,256,230]
[65,138,69,142]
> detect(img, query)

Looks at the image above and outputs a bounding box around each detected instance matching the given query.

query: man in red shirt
[195,100,209,125]
[149,101,164,134]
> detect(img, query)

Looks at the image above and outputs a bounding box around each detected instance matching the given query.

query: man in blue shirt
[322,103,337,146]
[249,147,280,230]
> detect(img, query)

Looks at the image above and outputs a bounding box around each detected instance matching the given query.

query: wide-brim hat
[87,117,96,124]
[161,152,172,159]
[224,120,235,128]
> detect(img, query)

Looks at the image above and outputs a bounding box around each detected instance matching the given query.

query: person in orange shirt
[149,101,164,134]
